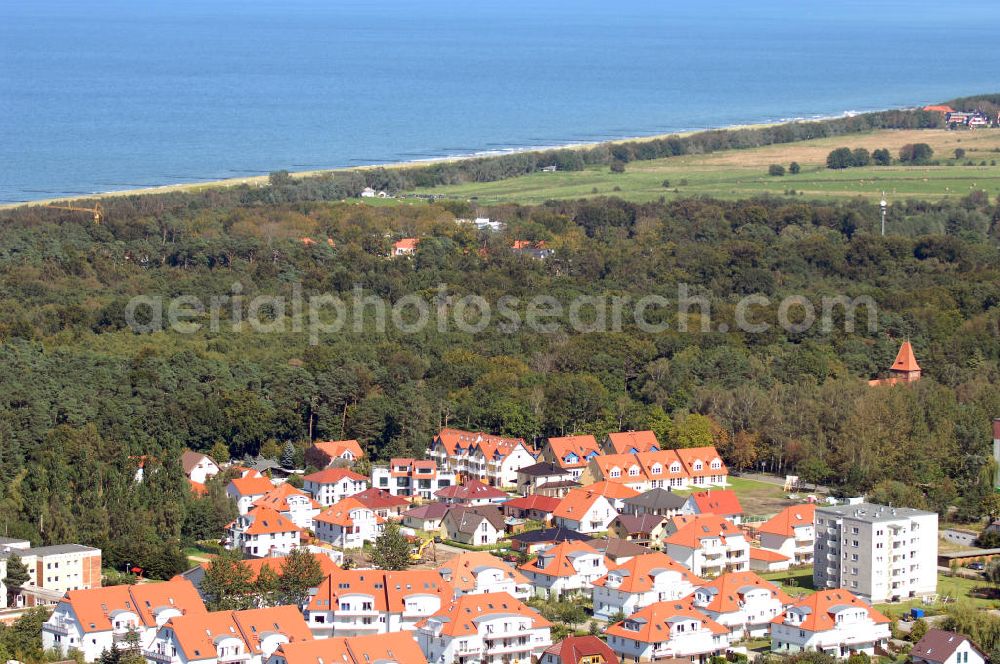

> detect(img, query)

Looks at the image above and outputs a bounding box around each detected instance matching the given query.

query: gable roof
[613,514,667,535]
[585,481,641,500]
[433,428,526,456]
[665,514,744,548]
[604,599,728,643]
[749,547,790,563]
[394,238,419,251]
[228,476,275,497]
[62,578,207,634]
[912,629,986,664]
[181,450,216,475]
[444,506,505,534]
[776,589,890,631]
[307,569,452,614]
[314,498,381,527]
[253,483,320,512]
[552,488,614,520]
[518,541,603,579]
[435,480,507,501]
[586,537,651,561]
[312,439,364,460]
[166,606,311,659]
[272,632,426,664]
[508,527,591,546]
[402,502,451,520]
[758,503,815,537]
[353,487,410,510]
[416,591,550,637]
[674,446,724,477]
[624,488,688,511]
[437,551,529,593]
[188,553,339,584]
[546,435,601,469]
[892,340,921,372]
[689,489,743,517]
[592,551,702,593]
[237,507,302,535]
[605,431,660,454]
[504,494,562,513]
[694,571,791,613]
[517,461,568,477]
[302,467,367,484]
[543,635,620,664]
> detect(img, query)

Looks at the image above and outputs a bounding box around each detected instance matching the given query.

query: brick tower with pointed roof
[868,341,921,386]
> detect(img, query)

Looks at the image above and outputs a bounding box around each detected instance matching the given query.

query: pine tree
[371,523,412,571]
[277,547,323,607]
[280,442,296,469]
[3,553,30,606]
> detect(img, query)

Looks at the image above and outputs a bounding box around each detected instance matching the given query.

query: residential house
[603,431,660,455]
[227,507,302,558]
[442,506,505,546]
[435,480,508,506]
[868,340,922,387]
[684,489,744,524]
[302,467,368,507]
[144,606,312,664]
[303,569,452,638]
[813,502,938,603]
[511,240,555,260]
[503,494,561,523]
[401,503,450,534]
[586,538,651,565]
[610,514,668,548]
[266,632,426,664]
[313,498,383,550]
[770,589,892,657]
[416,592,552,663]
[2,542,101,608]
[540,435,602,479]
[306,439,365,467]
[664,515,749,578]
[42,578,206,662]
[516,461,576,496]
[372,458,455,500]
[352,487,411,519]
[552,488,618,534]
[534,479,582,499]
[518,541,609,599]
[508,527,592,555]
[623,488,688,518]
[605,600,729,663]
[437,550,532,600]
[584,447,728,492]
[227,476,277,515]
[392,238,419,256]
[252,483,321,530]
[181,451,220,485]
[542,635,620,664]
[585,481,641,511]
[749,547,792,573]
[428,428,533,488]
[911,629,987,664]
[690,570,791,640]
[758,503,815,567]
[591,551,704,620]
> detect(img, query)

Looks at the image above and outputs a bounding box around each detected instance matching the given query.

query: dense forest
[1,119,1000,575]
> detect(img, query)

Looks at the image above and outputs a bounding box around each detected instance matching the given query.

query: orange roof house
[154,606,312,663]
[869,341,922,386]
[308,439,365,464]
[552,488,619,533]
[759,503,816,538]
[55,578,207,636]
[687,489,743,521]
[592,551,703,595]
[437,550,531,598]
[772,589,891,646]
[253,482,321,512]
[272,632,427,664]
[923,105,956,114]
[228,476,276,497]
[542,435,602,472]
[543,636,620,664]
[416,591,551,637]
[314,497,383,528]
[604,430,660,455]
[604,600,728,657]
[392,238,419,255]
[692,571,791,639]
[302,467,367,485]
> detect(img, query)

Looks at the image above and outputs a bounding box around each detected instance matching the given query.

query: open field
[409,128,1000,203]
[670,476,792,517]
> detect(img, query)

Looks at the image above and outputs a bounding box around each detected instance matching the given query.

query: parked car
[967,561,985,571]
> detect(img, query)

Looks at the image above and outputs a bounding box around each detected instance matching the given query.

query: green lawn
[761,568,816,599]
[407,128,1000,204]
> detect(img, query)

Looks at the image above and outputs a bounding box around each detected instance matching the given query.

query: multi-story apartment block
[518,541,609,599]
[664,515,749,578]
[538,435,602,479]
[416,592,552,664]
[605,601,729,663]
[758,503,815,567]
[437,551,532,600]
[813,502,938,603]
[428,428,536,488]
[690,571,791,640]
[371,458,455,500]
[591,551,703,620]
[226,507,302,558]
[771,589,892,657]
[302,467,368,507]
[267,633,427,664]
[582,447,728,492]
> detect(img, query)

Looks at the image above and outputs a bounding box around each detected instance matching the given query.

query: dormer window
[628,466,640,477]
[693,461,703,471]
[670,463,681,473]
[650,464,662,475]
[710,459,721,469]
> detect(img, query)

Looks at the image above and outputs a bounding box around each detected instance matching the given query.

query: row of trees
[827,144,935,169]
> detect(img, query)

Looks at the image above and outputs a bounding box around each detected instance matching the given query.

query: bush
[873,148,892,165]
[609,160,626,173]
[789,161,801,174]
[661,179,671,188]
[826,147,854,169]
[899,143,934,164]
[955,148,966,160]
[768,164,786,177]
[851,148,871,167]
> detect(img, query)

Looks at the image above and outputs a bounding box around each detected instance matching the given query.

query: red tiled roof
[552,488,612,520]
[892,340,921,372]
[774,589,890,631]
[505,494,562,512]
[695,570,791,613]
[758,503,815,537]
[543,635,620,664]
[592,551,702,593]
[690,489,742,517]
[228,476,275,497]
[435,480,507,501]
[307,569,452,613]
[253,482,320,511]
[605,600,728,643]
[240,506,303,535]
[63,578,207,634]
[665,514,743,548]
[749,547,790,562]
[353,487,411,509]
[518,541,602,579]
[273,632,427,664]
[312,439,364,460]
[314,498,381,527]
[605,431,660,454]
[433,428,526,456]
[415,592,550,637]
[302,467,367,484]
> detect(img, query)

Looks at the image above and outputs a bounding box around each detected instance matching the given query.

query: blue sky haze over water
[2,0,1000,202]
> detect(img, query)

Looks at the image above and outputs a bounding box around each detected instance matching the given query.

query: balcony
[144,650,173,664]
[218,653,252,664]
[112,630,139,643]
[45,622,70,636]
[485,639,534,655]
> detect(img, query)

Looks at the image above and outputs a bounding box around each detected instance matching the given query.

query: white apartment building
[591,551,703,620]
[771,589,892,657]
[518,541,609,599]
[2,542,103,608]
[605,601,729,663]
[758,503,816,567]
[42,578,206,662]
[690,571,791,640]
[416,592,552,664]
[428,428,536,488]
[226,507,302,558]
[227,476,278,515]
[181,451,220,485]
[664,515,749,578]
[814,502,938,603]
[371,458,456,499]
[313,497,383,550]
[437,551,532,600]
[302,467,369,507]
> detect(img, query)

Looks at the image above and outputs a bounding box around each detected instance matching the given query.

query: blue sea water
[2,0,1000,203]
